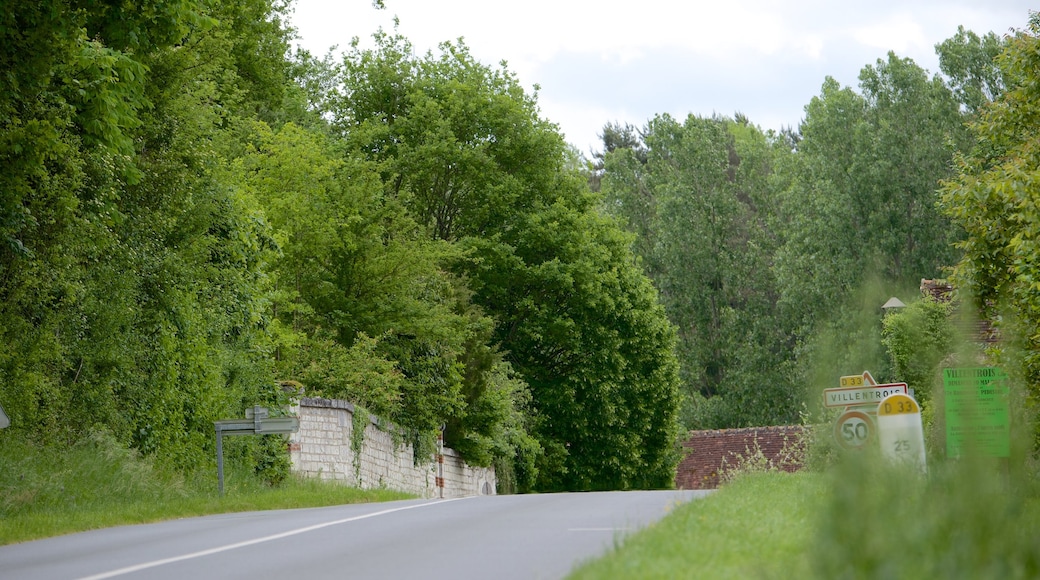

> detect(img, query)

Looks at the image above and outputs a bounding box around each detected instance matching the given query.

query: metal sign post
[214,406,299,495]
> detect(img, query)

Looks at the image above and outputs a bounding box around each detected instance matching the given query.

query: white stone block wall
[288,397,496,499]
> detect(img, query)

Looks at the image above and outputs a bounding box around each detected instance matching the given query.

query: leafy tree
[600,113,798,429]
[335,33,564,242]
[881,297,955,407]
[329,31,682,490]
[588,121,646,193]
[462,198,681,490]
[774,53,969,393]
[0,0,292,477]
[598,123,658,277]
[939,13,1040,429]
[234,120,476,454]
[936,26,1009,115]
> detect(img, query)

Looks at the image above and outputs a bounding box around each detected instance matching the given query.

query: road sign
[214,417,299,435]
[943,367,1010,458]
[215,407,299,494]
[877,393,926,472]
[839,371,876,388]
[0,403,8,429]
[256,417,299,434]
[834,409,875,450]
[245,406,270,420]
[823,382,908,408]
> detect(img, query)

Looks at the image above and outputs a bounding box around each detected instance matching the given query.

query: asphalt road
[0,489,709,580]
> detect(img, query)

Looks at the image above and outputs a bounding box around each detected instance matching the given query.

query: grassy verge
[570,454,1040,579]
[568,471,826,579]
[0,431,413,546]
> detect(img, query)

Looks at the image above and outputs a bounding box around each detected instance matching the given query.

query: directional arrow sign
[823,382,907,408]
[214,417,298,435]
[256,416,299,434]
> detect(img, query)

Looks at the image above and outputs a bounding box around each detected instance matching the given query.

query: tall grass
[812,451,1040,578]
[569,454,1040,579]
[0,430,412,545]
[568,472,826,579]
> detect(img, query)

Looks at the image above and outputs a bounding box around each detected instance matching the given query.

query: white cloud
[852,12,929,54]
[289,0,1037,151]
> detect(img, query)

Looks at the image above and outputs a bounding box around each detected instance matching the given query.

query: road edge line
[77,498,470,580]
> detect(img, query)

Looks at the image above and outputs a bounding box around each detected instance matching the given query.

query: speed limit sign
[834,409,875,450]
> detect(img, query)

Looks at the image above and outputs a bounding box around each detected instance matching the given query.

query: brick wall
[288,397,496,498]
[675,425,804,490]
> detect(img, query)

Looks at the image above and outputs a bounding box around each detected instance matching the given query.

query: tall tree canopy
[770,52,971,392]
[598,48,978,430]
[600,114,796,428]
[323,32,682,490]
[0,0,294,471]
[0,4,683,491]
[940,14,1040,431]
[7,0,1031,493]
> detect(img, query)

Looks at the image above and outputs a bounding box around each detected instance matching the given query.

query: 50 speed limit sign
[834,409,875,450]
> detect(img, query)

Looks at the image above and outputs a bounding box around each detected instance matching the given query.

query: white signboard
[876,393,927,473]
[823,383,908,408]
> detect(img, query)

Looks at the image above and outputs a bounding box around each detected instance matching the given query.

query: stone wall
[675,425,804,490]
[288,397,496,499]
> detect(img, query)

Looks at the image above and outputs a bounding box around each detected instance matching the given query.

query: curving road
[0,489,709,580]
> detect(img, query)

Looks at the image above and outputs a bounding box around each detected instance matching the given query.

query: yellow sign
[839,375,865,387]
[839,371,878,388]
[876,393,927,473]
[878,394,919,416]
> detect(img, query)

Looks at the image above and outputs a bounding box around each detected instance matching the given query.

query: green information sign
[943,367,1010,458]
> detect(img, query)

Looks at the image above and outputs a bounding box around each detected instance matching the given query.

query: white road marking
[78,498,470,580]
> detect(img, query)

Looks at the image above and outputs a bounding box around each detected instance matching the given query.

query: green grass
[569,471,826,579]
[0,431,413,546]
[570,454,1040,579]
[811,454,1040,578]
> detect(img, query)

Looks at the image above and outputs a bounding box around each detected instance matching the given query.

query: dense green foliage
[3,0,1038,496]
[0,1,680,492]
[881,298,955,406]
[938,13,1040,446]
[0,0,293,475]
[601,115,797,429]
[322,33,681,490]
[598,38,992,430]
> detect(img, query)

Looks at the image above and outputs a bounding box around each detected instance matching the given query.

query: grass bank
[570,455,1040,579]
[0,431,412,546]
[568,471,824,579]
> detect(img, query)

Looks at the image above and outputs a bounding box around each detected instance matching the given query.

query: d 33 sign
[877,393,927,473]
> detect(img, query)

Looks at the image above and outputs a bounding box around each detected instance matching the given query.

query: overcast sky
[288,1,1035,154]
